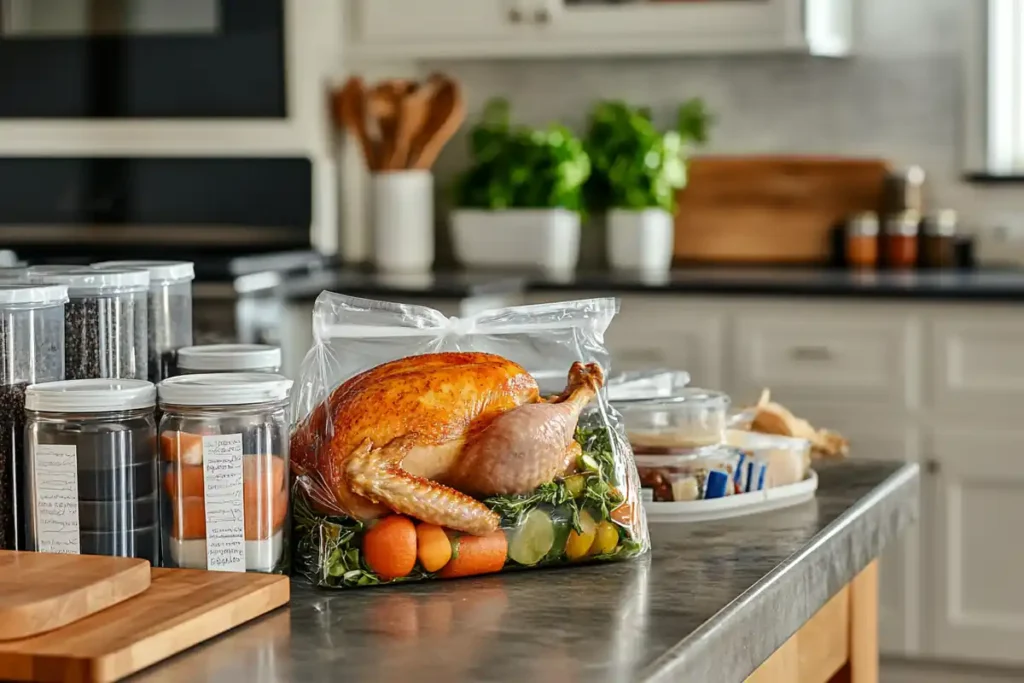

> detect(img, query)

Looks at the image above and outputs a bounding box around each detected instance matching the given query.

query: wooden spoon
[368,80,417,171]
[333,77,378,171]
[390,82,436,170]
[409,77,466,170]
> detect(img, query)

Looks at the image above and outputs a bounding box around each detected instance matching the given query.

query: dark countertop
[134,460,919,683]
[275,266,1024,303]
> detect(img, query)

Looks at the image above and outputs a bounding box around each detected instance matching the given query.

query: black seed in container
[0,382,27,550]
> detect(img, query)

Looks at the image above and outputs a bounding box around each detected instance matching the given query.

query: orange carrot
[610,500,636,528]
[363,515,418,580]
[163,456,286,500]
[170,486,288,540]
[438,530,508,579]
[416,523,453,573]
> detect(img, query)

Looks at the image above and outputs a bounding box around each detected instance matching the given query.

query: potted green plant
[451,98,590,272]
[585,98,711,272]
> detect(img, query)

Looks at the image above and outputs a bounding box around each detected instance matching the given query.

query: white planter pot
[372,170,434,272]
[451,208,581,272]
[607,208,674,272]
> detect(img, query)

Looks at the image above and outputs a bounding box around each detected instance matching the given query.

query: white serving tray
[643,470,819,522]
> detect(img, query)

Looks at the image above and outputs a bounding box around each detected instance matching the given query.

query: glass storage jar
[0,284,67,550]
[24,379,158,561]
[175,344,282,375]
[158,373,293,574]
[33,267,150,381]
[93,261,195,384]
[614,387,731,453]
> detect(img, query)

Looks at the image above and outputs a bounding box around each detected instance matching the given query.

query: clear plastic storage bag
[290,293,649,588]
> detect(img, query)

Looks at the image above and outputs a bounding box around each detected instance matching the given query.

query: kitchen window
[964,0,1024,178]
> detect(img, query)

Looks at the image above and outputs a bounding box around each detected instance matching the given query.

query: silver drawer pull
[789,346,833,361]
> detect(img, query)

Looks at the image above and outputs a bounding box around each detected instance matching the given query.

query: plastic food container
[158,373,293,574]
[23,379,158,562]
[31,267,150,381]
[93,261,195,384]
[615,388,730,452]
[0,266,27,281]
[175,344,282,375]
[725,429,812,488]
[636,446,746,502]
[606,369,691,402]
[0,284,67,550]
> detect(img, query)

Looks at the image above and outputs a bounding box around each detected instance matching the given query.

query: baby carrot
[416,523,453,573]
[438,530,508,579]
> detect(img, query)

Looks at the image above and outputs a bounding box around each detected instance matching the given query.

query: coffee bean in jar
[32,267,150,381]
[0,284,67,550]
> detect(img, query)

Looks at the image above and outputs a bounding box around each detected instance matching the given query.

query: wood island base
[748,561,880,683]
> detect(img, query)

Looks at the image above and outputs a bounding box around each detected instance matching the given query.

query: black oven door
[0,0,284,118]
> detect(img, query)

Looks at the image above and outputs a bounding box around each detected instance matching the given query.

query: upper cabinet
[346,0,854,61]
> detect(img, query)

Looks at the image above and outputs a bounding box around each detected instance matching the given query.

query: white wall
[420,0,1020,236]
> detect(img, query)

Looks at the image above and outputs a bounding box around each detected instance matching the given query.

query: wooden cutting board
[674,156,890,263]
[0,551,151,641]
[0,567,290,683]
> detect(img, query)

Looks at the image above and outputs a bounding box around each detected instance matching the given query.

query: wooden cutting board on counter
[674,156,890,263]
[0,551,151,641]
[0,567,290,683]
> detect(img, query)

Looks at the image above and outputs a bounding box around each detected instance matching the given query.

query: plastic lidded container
[725,429,812,489]
[614,387,730,452]
[31,267,150,381]
[635,446,746,502]
[0,266,27,281]
[24,379,158,562]
[158,373,293,573]
[0,284,68,550]
[93,261,195,384]
[606,369,691,402]
[175,344,282,375]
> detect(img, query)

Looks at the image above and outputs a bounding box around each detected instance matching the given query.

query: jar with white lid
[0,284,67,550]
[24,379,158,562]
[175,344,282,375]
[158,373,293,574]
[31,267,149,381]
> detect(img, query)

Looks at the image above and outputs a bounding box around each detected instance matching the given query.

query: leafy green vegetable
[454,98,591,212]
[584,98,712,213]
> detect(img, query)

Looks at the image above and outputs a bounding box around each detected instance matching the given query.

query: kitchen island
[133,460,918,683]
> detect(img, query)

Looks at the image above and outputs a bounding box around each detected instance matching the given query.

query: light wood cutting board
[0,551,151,641]
[0,567,290,683]
[674,156,890,264]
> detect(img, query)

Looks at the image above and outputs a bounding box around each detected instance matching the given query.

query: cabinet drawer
[604,298,724,389]
[733,312,920,409]
[929,316,1024,416]
[354,0,515,43]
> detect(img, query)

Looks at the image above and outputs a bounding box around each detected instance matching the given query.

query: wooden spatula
[369,79,419,171]
[410,76,466,170]
[332,77,379,171]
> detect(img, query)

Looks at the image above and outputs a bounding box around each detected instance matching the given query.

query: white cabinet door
[351,0,516,45]
[732,308,921,411]
[929,315,1024,420]
[604,297,724,389]
[782,403,922,657]
[928,429,1024,665]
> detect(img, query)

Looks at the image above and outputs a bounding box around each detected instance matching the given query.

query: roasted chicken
[291,352,604,536]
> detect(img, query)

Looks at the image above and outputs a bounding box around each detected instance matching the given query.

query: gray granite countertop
[132,460,918,683]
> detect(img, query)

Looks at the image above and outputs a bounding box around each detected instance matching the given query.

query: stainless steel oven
[0,0,284,117]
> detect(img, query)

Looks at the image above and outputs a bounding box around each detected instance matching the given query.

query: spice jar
[922,210,958,269]
[158,373,293,573]
[884,211,920,269]
[33,268,150,381]
[175,344,282,375]
[845,213,880,269]
[24,379,158,561]
[93,261,195,383]
[0,284,67,550]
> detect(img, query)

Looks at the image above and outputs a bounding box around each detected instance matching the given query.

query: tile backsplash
[426,0,1022,236]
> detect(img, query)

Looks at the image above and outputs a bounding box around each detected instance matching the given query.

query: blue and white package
[734,453,747,491]
[745,461,767,493]
[705,470,730,499]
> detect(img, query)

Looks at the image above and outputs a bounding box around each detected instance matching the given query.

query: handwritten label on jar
[33,444,81,554]
[202,434,246,572]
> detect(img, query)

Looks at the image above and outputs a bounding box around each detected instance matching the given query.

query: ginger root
[749,389,849,459]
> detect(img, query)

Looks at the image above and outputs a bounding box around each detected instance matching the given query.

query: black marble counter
[133,460,918,683]
[275,266,1024,303]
